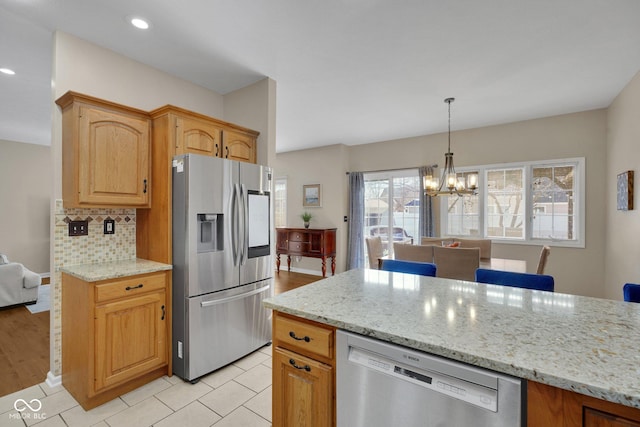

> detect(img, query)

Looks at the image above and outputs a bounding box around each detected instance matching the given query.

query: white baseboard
[39,272,51,279]
[46,371,61,388]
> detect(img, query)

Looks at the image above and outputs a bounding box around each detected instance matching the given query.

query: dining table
[479,257,527,273]
[378,255,527,273]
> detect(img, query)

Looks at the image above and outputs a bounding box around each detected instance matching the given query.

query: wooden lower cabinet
[273,347,333,427]
[528,381,640,426]
[272,311,335,427]
[62,271,171,410]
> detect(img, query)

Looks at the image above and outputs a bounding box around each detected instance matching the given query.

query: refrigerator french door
[172,153,273,381]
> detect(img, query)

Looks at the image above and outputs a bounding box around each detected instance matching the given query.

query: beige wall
[273,144,350,274]
[278,109,609,297]
[223,77,277,166]
[0,139,51,273]
[605,70,640,300]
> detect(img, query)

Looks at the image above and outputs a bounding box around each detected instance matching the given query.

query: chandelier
[424,97,478,197]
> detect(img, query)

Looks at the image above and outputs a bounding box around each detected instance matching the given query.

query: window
[486,167,525,239]
[441,158,584,247]
[446,171,480,236]
[363,170,419,258]
[274,177,287,228]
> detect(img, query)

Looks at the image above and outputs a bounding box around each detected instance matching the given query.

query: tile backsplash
[54,199,137,268]
[52,199,137,375]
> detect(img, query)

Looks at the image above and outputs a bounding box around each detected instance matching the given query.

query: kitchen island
[264,268,640,426]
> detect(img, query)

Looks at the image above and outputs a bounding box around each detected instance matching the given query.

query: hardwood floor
[0,305,49,397]
[0,271,319,398]
[274,270,322,295]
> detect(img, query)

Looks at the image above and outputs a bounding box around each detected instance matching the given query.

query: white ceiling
[2,0,640,153]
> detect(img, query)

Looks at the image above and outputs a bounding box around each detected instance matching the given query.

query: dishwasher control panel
[348,346,498,412]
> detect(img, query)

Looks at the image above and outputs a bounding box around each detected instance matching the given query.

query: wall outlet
[68,220,88,236]
[104,219,115,234]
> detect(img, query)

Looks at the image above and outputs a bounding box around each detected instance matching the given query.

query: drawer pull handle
[289,331,311,342]
[125,284,144,291]
[289,358,311,372]
[143,179,148,194]
[161,305,166,320]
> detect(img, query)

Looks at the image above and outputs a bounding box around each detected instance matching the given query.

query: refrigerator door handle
[237,183,245,263]
[231,183,239,265]
[200,284,271,307]
[241,183,249,265]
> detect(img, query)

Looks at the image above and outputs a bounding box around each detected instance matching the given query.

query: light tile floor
[0,346,273,427]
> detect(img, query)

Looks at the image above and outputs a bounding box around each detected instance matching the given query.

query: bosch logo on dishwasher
[404,354,420,362]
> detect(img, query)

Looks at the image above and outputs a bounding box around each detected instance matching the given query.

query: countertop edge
[263,301,640,410]
[60,258,173,282]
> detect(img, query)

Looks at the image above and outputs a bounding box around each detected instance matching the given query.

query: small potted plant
[301,212,313,228]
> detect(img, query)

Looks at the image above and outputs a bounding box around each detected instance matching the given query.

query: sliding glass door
[363,170,419,260]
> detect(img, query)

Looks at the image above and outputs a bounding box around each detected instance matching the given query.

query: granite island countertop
[264,268,640,409]
[60,258,172,282]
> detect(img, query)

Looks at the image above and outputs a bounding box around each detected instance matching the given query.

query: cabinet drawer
[95,272,166,303]
[289,232,305,242]
[287,242,307,253]
[274,315,333,359]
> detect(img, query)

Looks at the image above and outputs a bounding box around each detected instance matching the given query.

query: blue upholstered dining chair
[380,259,437,277]
[475,268,554,292]
[623,283,640,302]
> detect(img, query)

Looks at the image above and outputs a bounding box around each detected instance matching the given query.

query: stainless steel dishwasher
[337,330,524,426]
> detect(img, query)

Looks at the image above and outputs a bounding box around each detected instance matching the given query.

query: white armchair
[0,254,41,308]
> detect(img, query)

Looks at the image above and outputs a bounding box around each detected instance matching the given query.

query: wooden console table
[276,227,337,277]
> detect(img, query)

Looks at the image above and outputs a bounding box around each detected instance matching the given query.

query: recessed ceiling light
[130,17,150,30]
[0,68,16,75]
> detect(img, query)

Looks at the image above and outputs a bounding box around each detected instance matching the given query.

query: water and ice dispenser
[197,214,223,253]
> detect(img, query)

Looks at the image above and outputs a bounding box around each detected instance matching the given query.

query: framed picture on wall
[303,184,321,207]
[617,170,634,211]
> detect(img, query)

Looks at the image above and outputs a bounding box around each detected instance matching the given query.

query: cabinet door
[78,106,150,206]
[308,232,324,255]
[276,230,288,252]
[584,408,640,426]
[273,347,333,427]
[222,130,256,163]
[175,116,222,157]
[94,290,167,393]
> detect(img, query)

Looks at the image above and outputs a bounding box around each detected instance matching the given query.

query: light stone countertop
[60,258,172,282]
[264,268,640,409]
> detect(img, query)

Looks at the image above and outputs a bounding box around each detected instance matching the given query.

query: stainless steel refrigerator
[172,153,273,381]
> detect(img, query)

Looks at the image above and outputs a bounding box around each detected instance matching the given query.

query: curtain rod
[346,164,438,175]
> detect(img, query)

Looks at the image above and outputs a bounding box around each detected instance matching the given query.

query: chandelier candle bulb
[447,174,456,189]
[468,174,478,189]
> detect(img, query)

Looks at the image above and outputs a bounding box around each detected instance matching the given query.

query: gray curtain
[346,172,365,270]
[419,166,434,238]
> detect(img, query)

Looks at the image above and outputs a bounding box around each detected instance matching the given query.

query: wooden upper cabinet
[150,105,258,163]
[175,115,222,157]
[56,92,151,208]
[138,105,260,264]
[222,129,256,163]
